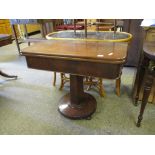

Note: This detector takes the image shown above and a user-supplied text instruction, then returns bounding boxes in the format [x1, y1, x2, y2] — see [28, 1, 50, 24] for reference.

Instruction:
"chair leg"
[86, 77, 93, 91]
[86, 77, 106, 97]
[0, 70, 17, 79]
[59, 73, 65, 90]
[53, 72, 56, 86]
[98, 78, 105, 97]
[116, 77, 121, 96]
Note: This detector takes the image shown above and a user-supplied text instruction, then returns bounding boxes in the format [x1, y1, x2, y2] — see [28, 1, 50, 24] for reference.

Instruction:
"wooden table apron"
[22, 40, 128, 119]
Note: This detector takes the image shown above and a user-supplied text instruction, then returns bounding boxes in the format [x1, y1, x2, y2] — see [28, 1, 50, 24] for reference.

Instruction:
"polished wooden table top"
[22, 40, 128, 64]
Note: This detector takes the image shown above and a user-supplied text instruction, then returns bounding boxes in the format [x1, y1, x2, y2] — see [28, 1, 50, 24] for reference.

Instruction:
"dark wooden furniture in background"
[37, 19, 64, 37]
[95, 19, 115, 31]
[0, 34, 12, 46]
[10, 19, 39, 55]
[123, 19, 143, 67]
[0, 34, 17, 79]
[133, 27, 155, 105]
[22, 40, 129, 119]
[134, 41, 155, 127]
[10, 19, 58, 55]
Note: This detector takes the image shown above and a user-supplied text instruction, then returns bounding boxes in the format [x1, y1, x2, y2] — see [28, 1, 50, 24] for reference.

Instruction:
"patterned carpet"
[0, 40, 155, 135]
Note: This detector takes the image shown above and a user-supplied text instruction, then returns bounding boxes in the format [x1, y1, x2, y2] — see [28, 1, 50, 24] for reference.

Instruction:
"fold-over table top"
[22, 40, 128, 64]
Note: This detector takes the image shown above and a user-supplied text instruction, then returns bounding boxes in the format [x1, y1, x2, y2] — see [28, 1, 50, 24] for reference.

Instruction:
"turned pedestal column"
[58, 74, 97, 119]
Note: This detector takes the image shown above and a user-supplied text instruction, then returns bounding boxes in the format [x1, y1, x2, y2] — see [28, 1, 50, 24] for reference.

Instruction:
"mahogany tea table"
[22, 39, 129, 119]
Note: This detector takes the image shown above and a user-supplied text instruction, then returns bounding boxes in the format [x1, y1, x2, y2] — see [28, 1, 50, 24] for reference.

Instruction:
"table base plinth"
[58, 93, 97, 119]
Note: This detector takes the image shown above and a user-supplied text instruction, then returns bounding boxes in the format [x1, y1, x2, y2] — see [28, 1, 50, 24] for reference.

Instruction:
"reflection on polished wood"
[22, 40, 128, 63]
[22, 39, 129, 119]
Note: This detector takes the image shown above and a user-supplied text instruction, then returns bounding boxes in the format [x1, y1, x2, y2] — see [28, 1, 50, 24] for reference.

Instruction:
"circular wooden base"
[58, 93, 97, 119]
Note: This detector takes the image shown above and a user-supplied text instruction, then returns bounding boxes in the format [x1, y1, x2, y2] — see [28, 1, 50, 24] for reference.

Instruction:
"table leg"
[53, 72, 56, 86]
[23, 24, 30, 46]
[136, 70, 154, 127]
[84, 19, 87, 38]
[73, 19, 76, 35]
[116, 77, 121, 97]
[58, 74, 97, 119]
[134, 56, 149, 105]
